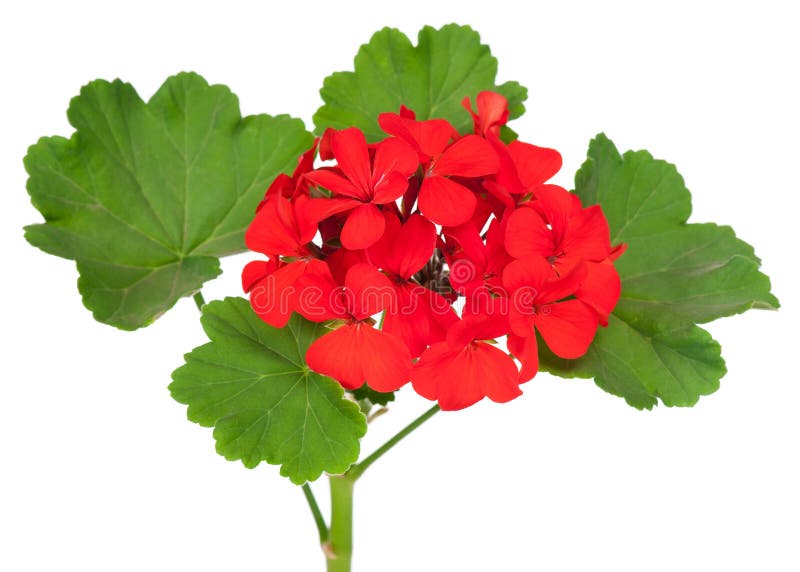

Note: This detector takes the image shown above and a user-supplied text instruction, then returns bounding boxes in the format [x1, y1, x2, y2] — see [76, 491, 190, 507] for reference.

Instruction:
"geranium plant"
[23, 24, 778, 572]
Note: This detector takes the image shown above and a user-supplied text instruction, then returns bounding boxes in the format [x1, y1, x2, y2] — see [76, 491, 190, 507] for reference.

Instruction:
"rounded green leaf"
[542, 134, 779, 408]
[24, 73, 314, 329]
[313, 24, 527, 141]
[170, 298, 367, 484]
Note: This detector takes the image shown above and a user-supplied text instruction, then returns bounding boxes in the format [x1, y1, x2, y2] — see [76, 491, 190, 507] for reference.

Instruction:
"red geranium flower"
[442, 218, 512, 297]
[379, 112, 500, 226]
[300, 263, 412, 392]
[243, 193, 347, 327]
[239, 92, 626, 411]
[258, 139, 319, 205]
[505, 186, 611, 278]
[462, 91, 509, 138]
[367, 212, 456, 356]
[503, 256, 599, 381]
[303, 127, 418, 249]
[412, 313, 522, 411]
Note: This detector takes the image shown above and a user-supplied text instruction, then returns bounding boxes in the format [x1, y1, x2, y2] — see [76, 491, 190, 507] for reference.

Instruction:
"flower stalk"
[326, 474, 355, 572]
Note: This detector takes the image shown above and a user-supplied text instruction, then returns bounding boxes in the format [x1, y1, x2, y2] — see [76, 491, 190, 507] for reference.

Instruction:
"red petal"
[576, 261, 621, 325]
[242, 260, 272, 293]
[343, 263, 395, 320]
[306, 325, 366, 390]
[319, 128, 336, 161]
[532, 185, 579, 239]
[306, 323, 410, 392]
[331, 127, 372, 196]
[472, 343, 522, 404]
[504, 206, 553, 259]
[482, 180, 516, 211]
[412, 343, 483, 410]
[508, 140, 562, 188]
[371, 171, 411, 204]
[609, 243, 628, 261]
[293, 260, 343, 322]
[502, 257, 551, 293]
[292, 194, 322, 244]
[462, 92, 509, 137]
[508, 305, 536, 339]
[366, 211, 403, 273]
[507, 333, 539, 383]
[382, 283, 455, 357]
[534, 299, 599, 359]
[443, 222, 488, 271]
[563, 205, 612, 262]
[292, 139, 319, 180]
[300, 196, 360, 226]
[263, 173, 293, 203]
[411, 341, 520, 411]
[475, 91, 509, 134]
[378, 113, 455, 159]
[395, 215, 437, 280]
[537, 261, 588, 303]
[340, 204, 386, 250]
[304, 168, 365, 200]
[418, 176, 477, 226]
[485, 218, 513, 274]
[245, 195, 301, 256]
[372, 137, 418, 180]
[325, 248, 367, 284]
[446, 313, 509, 347]
[358, 325, 412, 392]
[399, 105, 416, 119]
[248, 260, 307, 328]
[432, 135, 499, 178]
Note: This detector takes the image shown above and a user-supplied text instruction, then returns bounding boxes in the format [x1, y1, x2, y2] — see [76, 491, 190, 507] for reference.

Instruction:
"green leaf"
[169, 298, 367, 484]
[542, 134, 779, 409]
[313, 24, 527, 141]
[24, 72, 313, 330]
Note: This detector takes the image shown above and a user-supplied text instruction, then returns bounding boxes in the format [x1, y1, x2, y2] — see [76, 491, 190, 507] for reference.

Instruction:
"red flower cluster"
[243, 92, 624, 411]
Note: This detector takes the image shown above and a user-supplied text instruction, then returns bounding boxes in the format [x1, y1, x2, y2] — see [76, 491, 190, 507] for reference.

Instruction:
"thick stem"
[326, 475, 355, 572]
[321, 405, 440, 571]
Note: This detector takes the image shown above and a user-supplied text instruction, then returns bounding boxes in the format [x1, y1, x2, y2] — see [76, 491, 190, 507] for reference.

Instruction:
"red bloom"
[443, 219, 511, 297]
[368, 212, 456, 356]
[462, 91, 509, 138]
[505, 186, 611, 278]
[243, 257, 329, 328]
[239, 94, 626, 411]
[575, 243, 626, 325]
[301, 263, 412, 392]
[243, 194, 342, 327]
[258, 139, 319, 205]
[503, 257, 599, 381]
[379, 112, 500, 226]
[412, 313, 522, 411]
[304, 127, 418, 249]
[484, 139, 562, 208]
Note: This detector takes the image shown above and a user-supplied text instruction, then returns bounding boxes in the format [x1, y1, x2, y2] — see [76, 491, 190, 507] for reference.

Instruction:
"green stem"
[326, 475, 355, 572]
[301, 483, 329, 544]
[192, 291, 206, 311]
[347, 404, 440, 480]
[322, 405, 441, 570]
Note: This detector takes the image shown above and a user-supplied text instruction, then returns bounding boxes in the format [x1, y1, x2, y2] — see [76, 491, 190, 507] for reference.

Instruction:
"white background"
[2, 1, 797, 570]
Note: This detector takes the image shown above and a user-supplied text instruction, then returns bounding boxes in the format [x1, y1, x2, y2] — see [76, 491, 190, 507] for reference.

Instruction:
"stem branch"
[348, 404, 440, 480]
[192, 291, 206, 312]
[301, 483, 329, 544]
